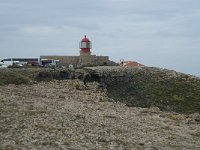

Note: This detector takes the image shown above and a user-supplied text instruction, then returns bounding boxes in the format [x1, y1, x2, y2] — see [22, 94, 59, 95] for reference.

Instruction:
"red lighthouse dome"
[79, 35, 92, 55]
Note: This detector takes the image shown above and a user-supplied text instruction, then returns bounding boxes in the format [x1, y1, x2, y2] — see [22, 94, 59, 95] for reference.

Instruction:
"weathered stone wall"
[41, 55, 113, 67]
[79, 55, 110, 66]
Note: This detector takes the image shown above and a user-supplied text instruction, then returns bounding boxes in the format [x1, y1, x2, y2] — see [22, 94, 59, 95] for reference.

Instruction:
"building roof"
[81, 35, 90, 42]
[121, 61, 144, 67]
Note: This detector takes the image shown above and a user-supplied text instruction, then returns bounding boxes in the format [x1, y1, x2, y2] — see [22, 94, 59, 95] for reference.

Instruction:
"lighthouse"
[41, 35, 115, 67]
[79, 35, 92, 55]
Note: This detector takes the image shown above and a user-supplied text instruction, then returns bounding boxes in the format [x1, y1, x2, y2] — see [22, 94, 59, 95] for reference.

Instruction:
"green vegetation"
[132, 71, 200, 113]
[105, 67, 200, 114]
[0, 68, 46, 85]
[74, 81, 81, 90]
[0, 69, 30, 85]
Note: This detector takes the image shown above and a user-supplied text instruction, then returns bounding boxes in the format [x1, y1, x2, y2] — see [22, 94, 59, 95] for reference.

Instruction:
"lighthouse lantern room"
[79, 35, 92, 55]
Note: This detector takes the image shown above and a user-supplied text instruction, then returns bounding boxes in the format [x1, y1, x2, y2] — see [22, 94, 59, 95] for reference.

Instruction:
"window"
[4, 58, 12, 61]
[80, 42, 92, 48]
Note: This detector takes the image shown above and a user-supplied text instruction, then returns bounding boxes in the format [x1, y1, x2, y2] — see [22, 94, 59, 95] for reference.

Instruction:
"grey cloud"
[0, 0, 200, 76]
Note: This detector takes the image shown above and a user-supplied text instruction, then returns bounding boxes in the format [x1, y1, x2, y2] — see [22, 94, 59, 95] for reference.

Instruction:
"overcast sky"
[0, 0, 200, 76]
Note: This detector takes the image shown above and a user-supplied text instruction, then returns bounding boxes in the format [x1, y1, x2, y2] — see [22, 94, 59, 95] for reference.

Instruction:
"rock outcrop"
[1, 66, 200, 114]
[87, 66, 200, 114]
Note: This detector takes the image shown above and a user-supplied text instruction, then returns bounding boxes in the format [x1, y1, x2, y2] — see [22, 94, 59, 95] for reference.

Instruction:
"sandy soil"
[0, 80, 200, 149]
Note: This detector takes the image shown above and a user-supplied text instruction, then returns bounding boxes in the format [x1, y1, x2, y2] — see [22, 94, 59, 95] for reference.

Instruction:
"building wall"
[79, 55, 110, 66]
[40, 55, 115, 67]
[40, 56, 79, 66]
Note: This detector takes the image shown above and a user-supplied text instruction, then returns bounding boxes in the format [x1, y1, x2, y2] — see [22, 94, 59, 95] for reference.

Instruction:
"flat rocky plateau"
[0, 80, 200, 149]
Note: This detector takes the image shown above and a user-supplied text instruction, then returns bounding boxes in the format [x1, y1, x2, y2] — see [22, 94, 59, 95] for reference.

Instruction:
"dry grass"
[0, 80, 200, 149]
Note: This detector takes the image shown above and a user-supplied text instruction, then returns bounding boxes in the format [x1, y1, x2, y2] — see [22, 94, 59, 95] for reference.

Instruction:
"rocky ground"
[0, 80, 200, 149]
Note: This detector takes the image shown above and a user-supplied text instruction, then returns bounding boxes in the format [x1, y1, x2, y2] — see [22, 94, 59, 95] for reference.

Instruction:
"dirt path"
[0, 80, 199, 149]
